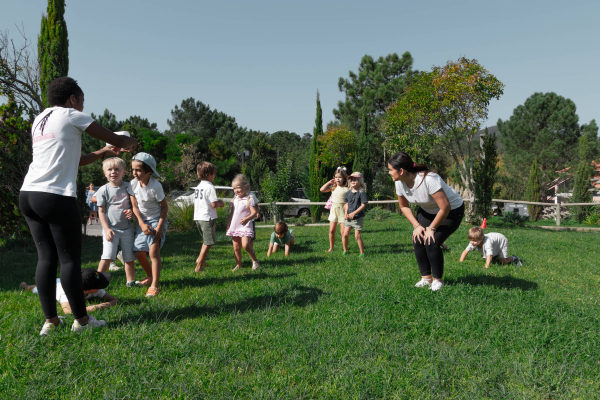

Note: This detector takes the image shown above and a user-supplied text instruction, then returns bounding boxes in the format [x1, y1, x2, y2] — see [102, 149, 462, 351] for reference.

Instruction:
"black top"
[344, 190, 368, 219]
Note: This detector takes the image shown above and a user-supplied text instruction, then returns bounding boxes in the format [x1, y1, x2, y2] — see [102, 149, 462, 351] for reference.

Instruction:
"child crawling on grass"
[21, 268, 119, 315]
[460, 227, 522, 268]
[267, 222, 295, 257]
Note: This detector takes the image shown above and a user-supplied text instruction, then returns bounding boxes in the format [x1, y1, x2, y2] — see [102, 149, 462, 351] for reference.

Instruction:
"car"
[283, 188, 311, 218]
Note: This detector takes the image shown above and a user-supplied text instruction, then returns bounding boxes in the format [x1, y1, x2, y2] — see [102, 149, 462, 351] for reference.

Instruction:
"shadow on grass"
[162, 272, 297, 289]
[116, 284, 326, 325]
[364, 244, 413, 255]
[446, 274, 538, 291]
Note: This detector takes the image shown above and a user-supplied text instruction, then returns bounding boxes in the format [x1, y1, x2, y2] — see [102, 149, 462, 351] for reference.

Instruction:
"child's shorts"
[491, 245, 509, 261]
[196, 219, 216, 246]
[133, 218, 168, 252]
[102, 225, 135, 262]
[328, 203, 346, 223]
[344, 217, 364, 231]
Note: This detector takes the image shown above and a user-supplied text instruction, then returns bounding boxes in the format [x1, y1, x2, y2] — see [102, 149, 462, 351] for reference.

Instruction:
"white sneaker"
[252, 261, 260, 271]
[430, 280, 444, 291]
[40, 318, 64, 336]
[108, 262, 121, 271]
[71, 315, 107, 332]
[512, 256, 522, 266]
[116, 251, 124, 264]
[232, 265, 241, 272]
[415, 279, 432, 288]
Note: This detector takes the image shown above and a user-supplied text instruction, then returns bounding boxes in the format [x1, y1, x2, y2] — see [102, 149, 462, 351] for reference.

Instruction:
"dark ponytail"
[388, 152, 434, 188]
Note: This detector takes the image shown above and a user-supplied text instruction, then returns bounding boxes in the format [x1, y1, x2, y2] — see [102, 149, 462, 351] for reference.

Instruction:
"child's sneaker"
[39, 318, 64, 336]
[108, 262, 121, 271]
[116, 251, 124, 264]
[252, 261, 260, 271]
[71, 315, 107, 333]
[430, 280, 444, 291]
[135, 276, 153, 286]
[232, 265, 241, 272]
[358, 253, 366, 258]
[414, 278, 432, 288]
[126, 280, 142, 288]
[512, 256, 522, 266]
[146, 287, 160, 298]
[342, 251, 348, 256]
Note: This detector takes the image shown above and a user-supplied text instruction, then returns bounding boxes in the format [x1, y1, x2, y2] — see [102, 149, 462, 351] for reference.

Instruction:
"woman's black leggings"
[19, 191, 88, 320]
[414, 203, 464, 279]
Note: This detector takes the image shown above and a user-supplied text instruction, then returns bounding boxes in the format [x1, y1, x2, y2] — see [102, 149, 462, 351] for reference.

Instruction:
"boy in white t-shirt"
[460, 227, 522, 268]
[193, 162, 225, 272]
[128, 153, 168, 298]
[21, 268, 119, 315]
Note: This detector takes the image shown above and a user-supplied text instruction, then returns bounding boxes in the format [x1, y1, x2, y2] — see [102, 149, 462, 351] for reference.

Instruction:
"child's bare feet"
[326, 248, 334, 253]
[194, 264, 205, 272]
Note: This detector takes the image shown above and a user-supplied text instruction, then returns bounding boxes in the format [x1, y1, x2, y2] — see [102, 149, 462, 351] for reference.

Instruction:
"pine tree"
[473, 129, 499, 219]
[39, 0, 69, 107]
[572, 133, 594, 223]
[309, 91, 327, 222]
[352, 107, 373, 194]
[525, 158, 542, 221]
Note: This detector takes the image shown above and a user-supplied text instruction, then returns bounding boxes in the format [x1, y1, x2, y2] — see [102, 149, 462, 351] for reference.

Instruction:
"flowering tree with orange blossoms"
[384, 57, 504, 216]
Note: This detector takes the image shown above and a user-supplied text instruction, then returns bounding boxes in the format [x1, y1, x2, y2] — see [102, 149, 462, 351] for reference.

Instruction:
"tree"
[38, 0, 69, 107]
[473, 129, 499, 220]
[385, 57, 505, 217]
[261, 158, 301, 222]
[525, 158, 542, 221]
[318, 124, 357, 168]
[352, 108, 373, 194]
[498, 92, 581, 197]
[572, 134, 594, 223]
[309, 91, 328, 222]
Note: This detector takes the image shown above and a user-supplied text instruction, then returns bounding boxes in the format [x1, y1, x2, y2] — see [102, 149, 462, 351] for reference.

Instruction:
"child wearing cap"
[342, 171, 368, 256]
[21, 268, 117, 334]
[267, 222, 295, 257]
[128, 152, 169, 298]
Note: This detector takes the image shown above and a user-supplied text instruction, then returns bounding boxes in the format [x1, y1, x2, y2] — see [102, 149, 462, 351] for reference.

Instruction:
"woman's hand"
[424, 227, 436, 245]
[412, 225, 425, 244]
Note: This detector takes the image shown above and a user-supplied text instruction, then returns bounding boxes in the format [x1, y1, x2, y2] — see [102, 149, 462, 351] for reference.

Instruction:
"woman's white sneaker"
[71, 315, 107, 332]
[39, 318, 64, 336]
[415, 279, 432, 288]
[430, 280, 444, 291]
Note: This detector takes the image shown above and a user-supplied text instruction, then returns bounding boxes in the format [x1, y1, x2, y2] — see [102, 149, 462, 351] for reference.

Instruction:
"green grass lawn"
[1, 215, 599, 399]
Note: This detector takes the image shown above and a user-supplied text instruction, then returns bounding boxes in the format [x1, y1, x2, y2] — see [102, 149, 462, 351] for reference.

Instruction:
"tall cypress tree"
[525, 158, 542, 221]
[572, 133, 594, 222]
[39, 0, 69, 107]
[473, 129, 499, 219]
[352, 107, 373, 194]
[309, 91, 327, 222]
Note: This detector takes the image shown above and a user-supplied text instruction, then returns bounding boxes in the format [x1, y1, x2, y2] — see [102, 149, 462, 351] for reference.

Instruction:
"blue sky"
[3, 0, 599, 136]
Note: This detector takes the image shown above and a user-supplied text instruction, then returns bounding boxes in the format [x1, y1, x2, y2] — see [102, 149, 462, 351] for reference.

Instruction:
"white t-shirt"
[127, 177, 165, 220]
[56, 283, 106, 303]
[395, 173, 463, 214]
[465, 232, 508, 258]
[21, 107, 94, 197]
[193, 181, 219, 221]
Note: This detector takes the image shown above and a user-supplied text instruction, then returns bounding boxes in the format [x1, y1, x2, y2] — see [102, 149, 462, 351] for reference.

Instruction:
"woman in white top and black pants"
[388, 152, 464, 291]
[19, 77, 137, 334]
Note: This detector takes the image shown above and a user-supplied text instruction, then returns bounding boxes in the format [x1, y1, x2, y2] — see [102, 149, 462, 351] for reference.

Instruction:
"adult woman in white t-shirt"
[19, 77, 137, 335]
[388, 152, 465, 291]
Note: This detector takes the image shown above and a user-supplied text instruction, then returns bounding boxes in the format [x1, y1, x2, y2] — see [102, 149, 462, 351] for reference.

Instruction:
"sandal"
[136, 276, 153, 286]
[146, 287, 160, 297]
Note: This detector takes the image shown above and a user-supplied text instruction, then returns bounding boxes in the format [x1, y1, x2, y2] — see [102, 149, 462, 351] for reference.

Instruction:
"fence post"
[556, 202, 561, 226]
[272, 202, 277, 224]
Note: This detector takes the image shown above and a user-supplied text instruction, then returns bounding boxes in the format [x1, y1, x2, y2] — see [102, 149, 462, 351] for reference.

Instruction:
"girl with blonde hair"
[226, 174, 260, 271]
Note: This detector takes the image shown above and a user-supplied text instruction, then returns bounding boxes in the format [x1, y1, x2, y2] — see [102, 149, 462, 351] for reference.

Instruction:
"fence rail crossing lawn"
[259, 199, 600, 226]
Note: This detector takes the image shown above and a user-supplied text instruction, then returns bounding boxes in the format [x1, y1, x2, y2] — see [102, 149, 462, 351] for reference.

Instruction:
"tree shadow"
[162, 272, 296, 289]
[364, 244, 413, 255]
[114, 284, 326, 325]
[445, 275, 538, 291]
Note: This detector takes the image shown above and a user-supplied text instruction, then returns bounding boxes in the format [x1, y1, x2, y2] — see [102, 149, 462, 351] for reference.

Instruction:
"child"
[320, 167, 349, 252]
[95, 157, 139, 285]
[21, 268, 117, 333]
[267, 221, 295, 257]
[226, 174, 259, 271]
[460, 227, 522, 268]
[194, 161, 225, 272]
[86, 183, 99, 224]
[128, 152, 169, 297]
[342, 171, 368, 256]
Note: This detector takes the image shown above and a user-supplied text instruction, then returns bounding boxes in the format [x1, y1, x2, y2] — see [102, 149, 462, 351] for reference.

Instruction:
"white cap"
[106, 131, 131, 148]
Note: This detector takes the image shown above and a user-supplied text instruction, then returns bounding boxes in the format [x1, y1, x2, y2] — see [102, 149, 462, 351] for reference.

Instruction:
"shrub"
[167, 200, 196, 233]
[366, 207, 393, 221]
[293, 215, 312, 226]
[584, 209, 600, 226]
[501, 212, 529, 227]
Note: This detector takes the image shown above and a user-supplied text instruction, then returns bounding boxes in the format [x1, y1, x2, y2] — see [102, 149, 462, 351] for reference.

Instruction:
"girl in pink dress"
[226, 174, 260, 271]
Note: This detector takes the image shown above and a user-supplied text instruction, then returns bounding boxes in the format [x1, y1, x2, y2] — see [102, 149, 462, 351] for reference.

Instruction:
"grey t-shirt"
[95, 182, 132, 230]
[344, 190, 368, 219]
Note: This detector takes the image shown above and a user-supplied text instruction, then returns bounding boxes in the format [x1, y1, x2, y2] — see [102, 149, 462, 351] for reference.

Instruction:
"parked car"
[284, 188, 311, 218]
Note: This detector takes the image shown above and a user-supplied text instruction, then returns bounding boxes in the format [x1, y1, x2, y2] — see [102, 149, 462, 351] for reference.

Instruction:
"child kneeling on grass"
[342, 171, 368, 256]
[460, 227, 522, 268]
[21, 268, 118, 334]
[267, 222, 295, 257]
